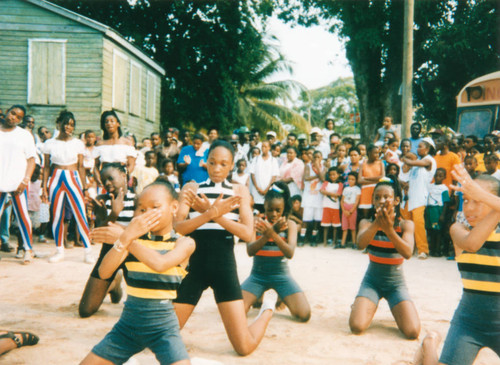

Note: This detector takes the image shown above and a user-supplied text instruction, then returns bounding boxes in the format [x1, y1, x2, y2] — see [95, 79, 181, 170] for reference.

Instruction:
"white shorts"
[303, 207, 323, 222]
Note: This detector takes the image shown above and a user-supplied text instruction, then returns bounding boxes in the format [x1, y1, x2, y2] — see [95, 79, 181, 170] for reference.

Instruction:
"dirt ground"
[1, 240, 499, 365]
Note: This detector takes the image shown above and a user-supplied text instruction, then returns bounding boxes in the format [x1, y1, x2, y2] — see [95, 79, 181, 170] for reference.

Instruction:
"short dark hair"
[85, 129, 95, 137]
[208, 139, 235, 162]
[7, 104, 26, 116]
[192, 133, 204, 142]
[145, 150, 156, 158]
[435, 167, 447, 176]
[56, 110, 76, 127]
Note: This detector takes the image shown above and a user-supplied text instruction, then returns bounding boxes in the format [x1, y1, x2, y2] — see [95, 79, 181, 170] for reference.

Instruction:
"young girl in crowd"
[349, 176, 420, 339]
[41, 110, 93, 264]
[343, 147, 362, 184]
[384, 138, 401, 165]
[302, 150, 325, 246]
[415, 166, 500, 365]
[232, 158, 249, 186]
[400, 139, 437, 259]
[81, 180, 195, 365]
[78, 163, 135, 318]
[358, 145, 385, 219]
[93, 110, 137, 187]
[161, 158, 180, 192]
[340, 172, 361, 248]
[400, 139, 412, 159]
[241, 182, 311, 322]
[173, 140, 275, 356]
[320, 167, 343, 247]
[357, 143, 367, 163]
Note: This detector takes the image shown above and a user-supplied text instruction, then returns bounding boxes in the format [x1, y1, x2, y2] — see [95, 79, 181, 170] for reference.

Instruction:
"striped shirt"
[123, 232, 187, 300]
[368, 225, 404, 265]
[255, 230, 287, 257]
[188, 179, 239, 231]
[104, 191, 135, 226]
[457, 225, 500, 296]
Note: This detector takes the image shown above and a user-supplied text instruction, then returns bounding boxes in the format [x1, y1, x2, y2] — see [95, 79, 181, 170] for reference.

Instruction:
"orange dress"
[359, 160, 383, 209]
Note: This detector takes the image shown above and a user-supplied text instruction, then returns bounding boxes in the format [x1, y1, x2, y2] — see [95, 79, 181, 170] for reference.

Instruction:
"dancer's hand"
[91, 222, 125, 244]
[211, 194, 241, 219]
[450, 164, 484, 198]
[90, 197, 107, 223]
[110, 188, 125, 216]
[273, 217, 288, 233]
[375, 203, 395, 233]
[121, 209, 162, 243]
[255, 218, 274, 237]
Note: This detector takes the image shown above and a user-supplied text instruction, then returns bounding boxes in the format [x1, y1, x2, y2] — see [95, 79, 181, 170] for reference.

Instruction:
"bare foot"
[412, 331, 441, 365]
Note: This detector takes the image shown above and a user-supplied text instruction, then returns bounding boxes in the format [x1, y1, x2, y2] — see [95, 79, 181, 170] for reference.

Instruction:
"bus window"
[458, 108, 493, 136]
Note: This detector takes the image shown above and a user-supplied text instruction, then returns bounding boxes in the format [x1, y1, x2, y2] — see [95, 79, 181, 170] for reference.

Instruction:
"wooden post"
[401, 0, 414, 139]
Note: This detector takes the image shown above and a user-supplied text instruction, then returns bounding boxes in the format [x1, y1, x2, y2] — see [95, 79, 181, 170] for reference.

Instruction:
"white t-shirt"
[427, 183, 450, 207]
[42, 138, 85, 165]
[249, 155, 280, 204]
[407, 155, 437, 211]
[342, 185, 361, 205]
[322, 182, 343, 209]
[0, 127, 37, 192]
[491, 170, 500, 180]
[232, 172, 249, 186]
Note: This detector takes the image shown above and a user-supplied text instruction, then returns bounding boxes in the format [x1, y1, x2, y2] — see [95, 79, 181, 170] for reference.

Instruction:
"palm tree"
[235, 50, 310, 136]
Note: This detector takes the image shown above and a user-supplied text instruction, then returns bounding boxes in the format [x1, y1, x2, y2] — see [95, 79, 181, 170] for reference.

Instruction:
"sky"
[265, 16, 353, 90]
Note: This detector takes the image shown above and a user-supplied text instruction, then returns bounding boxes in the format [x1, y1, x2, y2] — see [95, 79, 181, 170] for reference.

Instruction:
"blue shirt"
[177, 145, 208, 184]
[409, 137, 423, 154]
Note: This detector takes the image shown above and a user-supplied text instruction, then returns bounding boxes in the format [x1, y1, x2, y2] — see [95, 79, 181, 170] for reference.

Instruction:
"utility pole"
[401, 0, 414, 139]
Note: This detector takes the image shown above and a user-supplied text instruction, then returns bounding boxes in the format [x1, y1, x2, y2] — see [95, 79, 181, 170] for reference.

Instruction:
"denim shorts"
[440, 292, 500, 365]
[92, 296, 189, 365]
[355, 261, 411, 309]
[241, 263, 302, 299]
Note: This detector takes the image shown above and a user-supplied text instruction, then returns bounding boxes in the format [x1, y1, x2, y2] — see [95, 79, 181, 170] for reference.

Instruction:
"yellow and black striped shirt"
[457, 225, 500, 296]
[123, 232, 187, 300]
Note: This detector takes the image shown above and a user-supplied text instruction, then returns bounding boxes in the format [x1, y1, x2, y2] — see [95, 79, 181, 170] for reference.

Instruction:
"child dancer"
[341, 172, 361, 248]
[320, 167, 343, 247]
[79, 163, 135, 318]
[349, 176, 420, 339]
[241, 182, 311, 322]
[414, 165, 500, 365]
[81, 180, 195, 365]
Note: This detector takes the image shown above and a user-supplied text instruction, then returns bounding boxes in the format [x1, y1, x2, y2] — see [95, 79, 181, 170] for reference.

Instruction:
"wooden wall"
[0, 0, 163, 141]
[0, 0, 103, 134]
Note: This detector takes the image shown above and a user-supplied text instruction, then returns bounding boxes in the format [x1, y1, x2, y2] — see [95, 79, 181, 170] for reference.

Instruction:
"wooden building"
[0, 0, 165, 139]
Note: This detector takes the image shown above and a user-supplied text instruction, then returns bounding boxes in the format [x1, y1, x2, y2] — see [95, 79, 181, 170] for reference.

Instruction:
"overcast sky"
[265, 16, 353, 90]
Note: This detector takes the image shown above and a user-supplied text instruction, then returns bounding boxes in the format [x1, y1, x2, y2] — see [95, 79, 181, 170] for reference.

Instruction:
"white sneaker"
[15, 249, 25, 259]
[418, 252, 428, 260]
[23, 251, 32, 264]
[84, 252, 96, 264]
[49, 252, 64, 263]
[261, 290, 278, 313]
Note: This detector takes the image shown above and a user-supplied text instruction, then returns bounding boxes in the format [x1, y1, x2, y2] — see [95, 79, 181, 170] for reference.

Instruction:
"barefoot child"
[241, 182, 311, 322]
[349, 176, 420, 339]
[81, 180, 195, 365]
[340, 172, 361, 248]
[415, 165, 500, 365]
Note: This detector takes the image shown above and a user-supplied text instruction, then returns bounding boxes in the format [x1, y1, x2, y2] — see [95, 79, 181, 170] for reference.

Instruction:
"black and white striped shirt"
[188, 179, 239, 231]
[105, 191, 135, 226]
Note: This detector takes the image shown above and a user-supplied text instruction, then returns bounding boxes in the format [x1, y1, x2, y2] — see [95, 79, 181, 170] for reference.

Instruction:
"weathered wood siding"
[101, 38, 161, 140]
[0, 0, 103, 134]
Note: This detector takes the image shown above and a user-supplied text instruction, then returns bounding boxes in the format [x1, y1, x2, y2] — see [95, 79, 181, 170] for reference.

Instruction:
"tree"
[235, 50, 310, 136]
[297, 77, 358, 134]
[264, 0, 498, 141]
[51, 0, 275, 134]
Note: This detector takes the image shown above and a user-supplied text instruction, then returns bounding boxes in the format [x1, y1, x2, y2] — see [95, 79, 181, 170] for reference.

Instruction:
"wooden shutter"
[129, 62, 141, 116]
[112, 50, 128, 111]
[146, 71, 157, 122]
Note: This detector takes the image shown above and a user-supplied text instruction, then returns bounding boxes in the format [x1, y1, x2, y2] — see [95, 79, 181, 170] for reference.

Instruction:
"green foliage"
[414, 0, 500, 127]
[51, 0, 278, 134]
[297, 77, 358, 130]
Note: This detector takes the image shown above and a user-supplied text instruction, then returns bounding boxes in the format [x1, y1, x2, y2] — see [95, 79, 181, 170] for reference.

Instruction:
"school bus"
[456, 71, 500, 137]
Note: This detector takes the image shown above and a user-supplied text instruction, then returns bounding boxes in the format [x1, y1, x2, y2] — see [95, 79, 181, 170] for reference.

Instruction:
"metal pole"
[401, 0, 414, 139]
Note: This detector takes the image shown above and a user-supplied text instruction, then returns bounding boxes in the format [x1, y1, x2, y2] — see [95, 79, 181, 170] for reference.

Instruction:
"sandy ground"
[1, 240, 499, 365]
